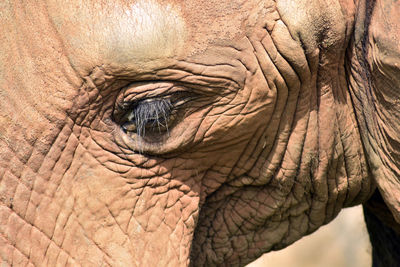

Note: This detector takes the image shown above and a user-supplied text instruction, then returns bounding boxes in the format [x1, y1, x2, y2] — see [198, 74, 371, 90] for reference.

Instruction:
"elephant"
[1, 0, 400, 266]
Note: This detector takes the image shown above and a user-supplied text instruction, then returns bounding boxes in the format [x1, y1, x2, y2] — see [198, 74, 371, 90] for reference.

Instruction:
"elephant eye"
[121, 98, 176, 137]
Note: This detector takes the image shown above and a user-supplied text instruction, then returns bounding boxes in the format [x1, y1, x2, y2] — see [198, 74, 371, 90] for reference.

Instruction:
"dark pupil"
[131, 98, 173, 137]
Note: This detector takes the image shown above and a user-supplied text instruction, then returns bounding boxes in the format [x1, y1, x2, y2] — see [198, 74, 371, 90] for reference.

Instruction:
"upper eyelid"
[114, 83, 196, 119]
[119, 80, 227, 103]
[130, 98, 173, 119]
[119, 89, 204, 114]
[120, 82, 188, 103]
[121, 93, 194, 111]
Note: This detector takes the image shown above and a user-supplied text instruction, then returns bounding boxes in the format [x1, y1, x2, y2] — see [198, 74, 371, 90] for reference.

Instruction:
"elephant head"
[0, 0, 399, 266]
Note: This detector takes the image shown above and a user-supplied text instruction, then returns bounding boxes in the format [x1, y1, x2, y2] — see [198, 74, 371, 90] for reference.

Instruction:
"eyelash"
[122, 98, 174, 137]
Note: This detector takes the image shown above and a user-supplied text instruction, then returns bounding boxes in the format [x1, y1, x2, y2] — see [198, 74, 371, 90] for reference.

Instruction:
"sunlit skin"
[1, 0, 400, 266]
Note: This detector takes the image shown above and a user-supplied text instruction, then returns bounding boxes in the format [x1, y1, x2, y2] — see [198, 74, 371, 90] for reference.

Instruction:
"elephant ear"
[348, 0, 400, 223]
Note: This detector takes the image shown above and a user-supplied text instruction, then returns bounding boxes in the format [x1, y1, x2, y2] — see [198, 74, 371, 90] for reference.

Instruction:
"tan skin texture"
[0, 0, 399, 266]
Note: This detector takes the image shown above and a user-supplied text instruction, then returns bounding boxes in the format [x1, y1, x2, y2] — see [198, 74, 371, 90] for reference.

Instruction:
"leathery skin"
[1, 0, 399, 266]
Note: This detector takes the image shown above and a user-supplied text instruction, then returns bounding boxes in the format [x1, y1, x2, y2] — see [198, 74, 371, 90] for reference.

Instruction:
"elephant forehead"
[45, 0, 185, 71]
[44, 0, 269, 74]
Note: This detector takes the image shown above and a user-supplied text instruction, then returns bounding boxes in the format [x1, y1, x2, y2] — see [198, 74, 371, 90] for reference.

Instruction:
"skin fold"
[0, 0, 399, 266]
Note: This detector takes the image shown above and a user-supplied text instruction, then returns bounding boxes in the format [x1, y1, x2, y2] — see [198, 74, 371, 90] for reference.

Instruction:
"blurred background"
[247, 206, 372, 267]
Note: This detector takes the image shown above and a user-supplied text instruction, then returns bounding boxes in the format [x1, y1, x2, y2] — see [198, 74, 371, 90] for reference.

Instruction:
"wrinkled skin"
[1, 0, 400, 266]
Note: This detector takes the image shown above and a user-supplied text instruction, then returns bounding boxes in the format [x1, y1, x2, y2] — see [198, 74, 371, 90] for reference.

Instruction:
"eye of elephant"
[121, 97, 175, 137]
[116, 89, 195, 140]
[111, 81, 209, 153]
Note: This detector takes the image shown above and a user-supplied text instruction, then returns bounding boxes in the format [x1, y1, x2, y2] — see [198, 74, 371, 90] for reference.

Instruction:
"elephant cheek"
[58, 152, 200, 266]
